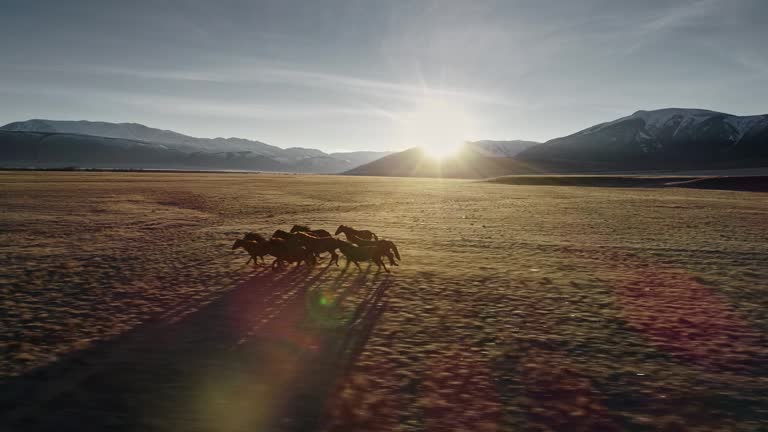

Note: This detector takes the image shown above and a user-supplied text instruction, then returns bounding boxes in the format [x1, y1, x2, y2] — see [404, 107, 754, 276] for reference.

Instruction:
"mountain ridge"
[516, 108, 768, 170]
[0, 119, 392, 173]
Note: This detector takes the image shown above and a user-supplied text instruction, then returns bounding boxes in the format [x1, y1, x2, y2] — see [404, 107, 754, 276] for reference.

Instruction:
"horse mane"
[295, 231, 319, 239]
[291, 224, 311, 233]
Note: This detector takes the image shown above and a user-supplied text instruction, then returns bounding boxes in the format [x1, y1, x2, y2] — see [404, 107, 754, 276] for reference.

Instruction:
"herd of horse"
[232, 224, 401, 273]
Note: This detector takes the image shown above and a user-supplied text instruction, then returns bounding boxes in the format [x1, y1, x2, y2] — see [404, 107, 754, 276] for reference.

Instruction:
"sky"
[1, 0, 767, 152]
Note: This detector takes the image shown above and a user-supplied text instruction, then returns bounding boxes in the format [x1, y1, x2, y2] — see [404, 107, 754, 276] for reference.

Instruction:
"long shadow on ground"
[0, 263, 391, 432]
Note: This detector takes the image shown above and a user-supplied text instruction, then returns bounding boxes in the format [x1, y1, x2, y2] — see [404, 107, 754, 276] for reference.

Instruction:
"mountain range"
[2, 108, 767, 176]
[347, 108, 768, 177]
[0, 120, 391, 173]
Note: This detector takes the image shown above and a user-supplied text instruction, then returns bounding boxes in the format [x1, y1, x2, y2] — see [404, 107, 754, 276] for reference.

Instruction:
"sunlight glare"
[399, 99, 475, 160]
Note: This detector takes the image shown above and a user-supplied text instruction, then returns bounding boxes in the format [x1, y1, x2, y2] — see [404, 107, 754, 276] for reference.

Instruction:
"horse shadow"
[0, 264, 392, 432]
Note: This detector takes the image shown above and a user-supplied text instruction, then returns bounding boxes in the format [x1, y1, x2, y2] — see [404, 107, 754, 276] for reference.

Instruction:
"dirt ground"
[1, 171, 767, 431]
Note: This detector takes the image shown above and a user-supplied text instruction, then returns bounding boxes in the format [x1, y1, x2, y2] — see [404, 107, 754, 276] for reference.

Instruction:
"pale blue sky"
[1, 0, 766, 152]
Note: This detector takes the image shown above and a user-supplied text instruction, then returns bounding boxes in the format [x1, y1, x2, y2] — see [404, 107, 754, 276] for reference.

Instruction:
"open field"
[1, 171, 767, 431]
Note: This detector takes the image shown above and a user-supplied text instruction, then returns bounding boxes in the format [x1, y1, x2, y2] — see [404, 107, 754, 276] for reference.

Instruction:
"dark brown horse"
[232, 238, 269, 265]
[335, 238, 389, 273]
[335, 225, 378, 241]
[294, 231, 340, 266]
[342, 232, 400, 266]
[290, 225, 332, 238]
[268, 237, 316, 271]
[273, 229, 325, 260]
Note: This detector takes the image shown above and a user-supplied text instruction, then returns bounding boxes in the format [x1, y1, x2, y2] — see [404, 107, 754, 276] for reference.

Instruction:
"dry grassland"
[1, 171, 767, 431]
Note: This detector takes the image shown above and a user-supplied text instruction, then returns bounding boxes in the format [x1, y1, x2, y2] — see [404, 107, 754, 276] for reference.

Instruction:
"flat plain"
[1, 171, 767, 432]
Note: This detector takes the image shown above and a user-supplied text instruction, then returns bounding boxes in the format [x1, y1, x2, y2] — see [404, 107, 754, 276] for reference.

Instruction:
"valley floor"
[1, 172, 767, 431]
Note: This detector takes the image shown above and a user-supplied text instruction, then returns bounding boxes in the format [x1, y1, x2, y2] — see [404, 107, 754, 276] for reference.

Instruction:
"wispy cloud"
[625, 0, 722, 53]
[10, 61, 520, 109]
[0, 83, 395, 120]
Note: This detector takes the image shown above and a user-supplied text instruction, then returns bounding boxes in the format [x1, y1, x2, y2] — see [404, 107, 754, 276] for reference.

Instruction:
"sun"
[398, 99, 475, 161]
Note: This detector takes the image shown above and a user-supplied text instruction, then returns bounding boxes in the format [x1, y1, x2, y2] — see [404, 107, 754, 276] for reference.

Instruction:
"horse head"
[232, 239, 244, 250]
[243, 232, 266, 242]
[335, 225, 347, 235]
[272, 229, 292, 239]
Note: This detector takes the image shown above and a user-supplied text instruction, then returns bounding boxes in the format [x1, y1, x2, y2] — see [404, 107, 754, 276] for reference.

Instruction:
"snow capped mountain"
[517, 108, 768, 169]
[579, 108, 768, 145]
[466, 140, 540, 157]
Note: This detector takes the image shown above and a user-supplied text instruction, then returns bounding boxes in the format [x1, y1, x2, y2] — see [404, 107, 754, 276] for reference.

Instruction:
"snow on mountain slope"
[578, 108, 767, 144]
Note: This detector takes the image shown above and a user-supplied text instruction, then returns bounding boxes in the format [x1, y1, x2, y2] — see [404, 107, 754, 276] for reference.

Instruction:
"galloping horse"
[334, 239, 390, 273]
[340, 232, 400, 266]
[290, 225, 333, 238]
[294, 231, 340, 266]
[232, 238, 269, 265]
[273, 229, 325, 260]
[268, 237, 315, 271]
[335, 225, 378, 241]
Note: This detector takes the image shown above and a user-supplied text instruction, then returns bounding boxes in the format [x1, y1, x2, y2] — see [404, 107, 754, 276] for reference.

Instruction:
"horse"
[268, 237, 316, 271]
[335, 239, 390, 273]
[341, 232, 400, 266]
[293, 231, 340, 266]
[273, 229, 325, 260]
[232, 238, 269, 265]
[335, 225, 378, 241]
[290, 225, 333, 238]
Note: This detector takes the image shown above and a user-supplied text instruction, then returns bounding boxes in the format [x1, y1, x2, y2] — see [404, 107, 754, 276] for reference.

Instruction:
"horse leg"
[353, 260, 362, 271]
[379, 257, 390, 273]
[328, 250, 339, 267]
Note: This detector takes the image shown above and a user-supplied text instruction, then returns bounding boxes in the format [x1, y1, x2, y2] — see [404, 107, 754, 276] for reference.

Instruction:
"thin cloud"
[12, 61, 521, 109]
[626, 0, 721, 53]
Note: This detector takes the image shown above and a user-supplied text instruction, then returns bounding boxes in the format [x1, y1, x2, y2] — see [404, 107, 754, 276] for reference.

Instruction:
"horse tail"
[390, 241, 401, 261]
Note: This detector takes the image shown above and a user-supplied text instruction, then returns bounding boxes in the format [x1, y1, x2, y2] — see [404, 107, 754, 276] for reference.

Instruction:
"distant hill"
[344, 146, 540, 178]
[516, 108, 768, 170]
[0, 120, 391, 173]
